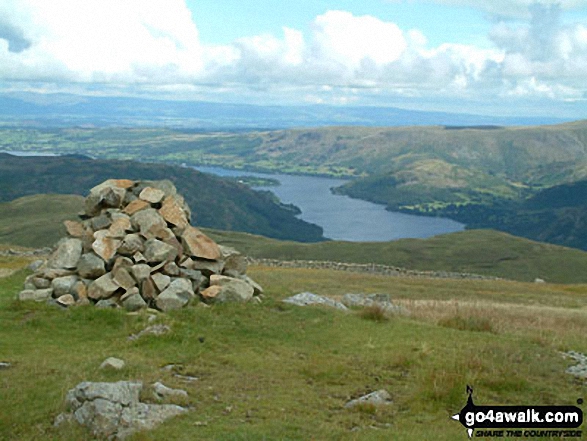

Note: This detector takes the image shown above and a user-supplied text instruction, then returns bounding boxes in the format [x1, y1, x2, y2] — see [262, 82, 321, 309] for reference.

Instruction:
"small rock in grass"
[100, 357, 126, 370]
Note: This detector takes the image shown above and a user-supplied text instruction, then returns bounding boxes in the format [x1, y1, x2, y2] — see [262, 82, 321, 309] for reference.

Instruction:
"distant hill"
[0, 154, 324, 243]
[1, 192, 585, 283]
[0, 92, 567, 129]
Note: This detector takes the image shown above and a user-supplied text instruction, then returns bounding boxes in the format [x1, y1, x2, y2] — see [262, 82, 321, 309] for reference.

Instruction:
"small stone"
[0, 362, 12, 370]
[95, 299, 119, 308]
[64, 220, 86, 238]
[77, 252, 106, 279]
[91, 214, 112, 231]
[128, 324, 171, 341]
[52, 277, 79, 297]
[144, 239, 178, 264]
[133, 251, 147, 263]
[131, 209, 167, 237]
[88, 273, 120, 300]
[32, 277, 51, 289]
[181, 226, 221, 260]
[56, 294, 76, 307]
[158, 195, 189, 228]
[112, 267, 137, 291]
[108, 217, 132, 238]
[208, 275, 254, 303]
[131, 264, 152, 283]
[151, 273, 171, 292]
[18, 288, 53, 302]
[345, 390, 392, 409]
[118, 234, 145, 256]
[122, 292, 147, 312]
[201, 285, 222, 301]
[152, 382, 188, 400]
[139, 187, 166, 204]
[141, 277, 159, 301]
[100, 357, 126, 370]
[163, 262, 180, 276]
[48, 238, 83, 269]
[28, 259, 45, 271]
[156, 279, 194, 311]
[283, 292, 348, 311]
[92, 231, 121, 262]
[124, 199, 150, 216]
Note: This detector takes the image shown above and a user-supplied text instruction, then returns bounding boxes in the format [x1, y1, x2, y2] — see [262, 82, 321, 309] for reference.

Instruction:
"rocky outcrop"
[55, 381, 188, 440]
[18, 179, 261, 311]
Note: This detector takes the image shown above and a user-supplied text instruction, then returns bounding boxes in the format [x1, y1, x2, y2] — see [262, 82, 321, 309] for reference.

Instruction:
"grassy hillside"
[0, 154, 324, 243]
[3, 193, 587, 283]
[207, 228, 587, 284]
[1, 261, 587, 440]
[0, 194, 83, 248]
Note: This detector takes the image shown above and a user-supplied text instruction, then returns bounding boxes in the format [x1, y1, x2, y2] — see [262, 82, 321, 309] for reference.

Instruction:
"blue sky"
[1, 0, 587, 118]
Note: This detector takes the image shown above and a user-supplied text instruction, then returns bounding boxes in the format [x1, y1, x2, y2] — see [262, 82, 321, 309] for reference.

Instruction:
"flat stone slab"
[345, 390, 392, 409]
[283, 292, 348, 311]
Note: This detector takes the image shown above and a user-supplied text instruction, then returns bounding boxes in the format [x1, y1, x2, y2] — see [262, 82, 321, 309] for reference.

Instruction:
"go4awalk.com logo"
[451, 386, 584, 438]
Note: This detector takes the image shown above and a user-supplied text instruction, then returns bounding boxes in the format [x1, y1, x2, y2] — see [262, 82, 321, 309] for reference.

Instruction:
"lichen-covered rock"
[48, 238, 83, 269]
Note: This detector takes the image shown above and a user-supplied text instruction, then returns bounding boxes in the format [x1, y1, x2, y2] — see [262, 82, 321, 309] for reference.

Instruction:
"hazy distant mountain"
[0, 92, 568, 129]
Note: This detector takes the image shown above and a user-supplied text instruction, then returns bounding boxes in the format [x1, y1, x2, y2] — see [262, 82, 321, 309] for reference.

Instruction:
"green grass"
[1, 265, 587, 440]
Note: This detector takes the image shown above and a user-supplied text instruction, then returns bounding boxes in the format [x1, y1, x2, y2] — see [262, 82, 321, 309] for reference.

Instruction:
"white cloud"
[0, 1, 587, 109]
[408, 0, 587, 18]
[0, 0, 204, 83]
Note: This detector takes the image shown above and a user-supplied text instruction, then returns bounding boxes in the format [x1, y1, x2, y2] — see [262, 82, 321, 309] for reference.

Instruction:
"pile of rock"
[18, 179, 262, 311]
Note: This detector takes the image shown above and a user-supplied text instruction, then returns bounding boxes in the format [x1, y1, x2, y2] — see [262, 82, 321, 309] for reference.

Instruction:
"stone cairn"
[18, 179, 262, 311]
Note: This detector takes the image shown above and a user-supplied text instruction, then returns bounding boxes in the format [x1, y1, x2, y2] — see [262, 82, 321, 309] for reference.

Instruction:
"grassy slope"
[207, 228, 587, 284]
[0, 194, 83, 248]
[0, 154, 324, 243]
[2, 193, 587, 283]
[1, 263, 587, 440]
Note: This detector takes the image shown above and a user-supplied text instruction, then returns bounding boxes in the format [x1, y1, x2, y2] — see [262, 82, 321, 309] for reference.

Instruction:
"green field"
[1, 260, 587, 440]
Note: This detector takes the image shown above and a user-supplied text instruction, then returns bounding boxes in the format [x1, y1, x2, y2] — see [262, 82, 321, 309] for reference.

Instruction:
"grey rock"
[163, 262, 180, 276]
[122, 293, 147, 312]
[88, 273, 120, 300]
[131, 209, 167, 237]
[95, 299, 120, 308]
[118, 234, 145, 256]
[152, 382, 188, 400]
[117, 402, 187, 439]
[344, 390, 392, 409]
[151, 273, 171, 292]
[77, 252, 106, 279]
[563, 351, 587, 379]
[130, 264, 151, 283]
[100, 357, 126, 370]
[0, 362, 12, 369]
[32, 276, 51, 289]
[48, 238, 83, 269]
[91, 213, 112, 231]
[67, 381, 142, 408]
[239, 275, 263, 296]
[112, 267, 137, 291]
[128, 324, 171, 341]
[62, 379, 185, 439]
[187, 258, 224, 277]
[56, 294, 76, 307]
[220, 245, 248, 277]
[155, 279, 194, 311]
[283, 292, 348, 311]
[207, 275, 254, 303]
[18, 288, 53, 302]
[28, 259, 45, 271]
[51, 275, 79, 297]
[143, 239, 178, 264]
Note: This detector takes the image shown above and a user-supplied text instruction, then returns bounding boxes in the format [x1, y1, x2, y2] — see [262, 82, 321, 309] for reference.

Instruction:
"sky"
[1, 0, 587, 118]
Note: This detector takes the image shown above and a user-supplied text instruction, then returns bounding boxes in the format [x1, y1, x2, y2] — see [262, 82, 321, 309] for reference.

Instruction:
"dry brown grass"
[395, 298, 587, 348]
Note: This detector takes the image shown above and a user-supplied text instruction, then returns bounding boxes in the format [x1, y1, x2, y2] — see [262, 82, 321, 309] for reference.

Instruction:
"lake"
[194, 166, 465, 242]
